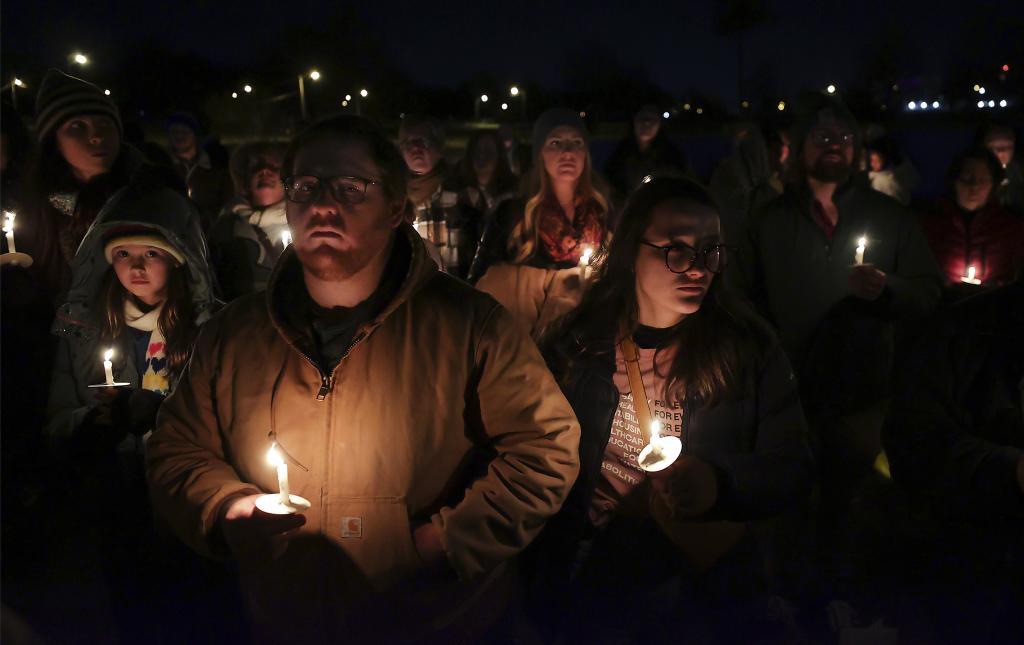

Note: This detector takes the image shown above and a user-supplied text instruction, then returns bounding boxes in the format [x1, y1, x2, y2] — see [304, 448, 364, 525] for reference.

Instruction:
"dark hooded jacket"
[46, 183, 216, 457]
[732, 181, 943, 416]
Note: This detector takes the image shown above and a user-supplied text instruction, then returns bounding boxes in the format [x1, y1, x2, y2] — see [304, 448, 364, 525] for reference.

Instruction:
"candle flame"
[281, 230, 292, 246]
[267, 443, 284, 467]
[650, 420, 661, 440]
[857, 237, 867, 248]
[103, 348, 114, 361]
[581, 246, 593, 263]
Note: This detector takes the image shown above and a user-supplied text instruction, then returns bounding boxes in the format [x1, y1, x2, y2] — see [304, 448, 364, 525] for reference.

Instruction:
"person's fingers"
[247, 511, 306, 537]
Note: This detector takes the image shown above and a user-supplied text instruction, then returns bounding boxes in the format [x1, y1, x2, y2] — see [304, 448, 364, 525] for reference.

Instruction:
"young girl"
[45, 182, 216, 642]
[22, 70, 178, 303]
[471, 109, 610, 338]
[530, 176, 814, 642]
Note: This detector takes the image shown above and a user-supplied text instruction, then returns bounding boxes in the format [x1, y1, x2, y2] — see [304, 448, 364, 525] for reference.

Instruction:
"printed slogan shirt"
[589, 326, 684, 526]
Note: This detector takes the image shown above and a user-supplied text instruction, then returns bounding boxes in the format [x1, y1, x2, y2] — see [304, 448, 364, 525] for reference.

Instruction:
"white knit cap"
[104, 234, 185, 265]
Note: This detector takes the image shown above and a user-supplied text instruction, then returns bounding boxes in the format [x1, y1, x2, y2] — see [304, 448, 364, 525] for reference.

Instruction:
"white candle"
[102, 348, 115, 385]
[268, 443, 290, 505]
[3, 211, 16, 254]
[578, 245, 594, 280]
[854, 236, 867, 265]
[649, 419, 661, 443]
[281, 230, 292, 247]
[961, 265, 981, 285]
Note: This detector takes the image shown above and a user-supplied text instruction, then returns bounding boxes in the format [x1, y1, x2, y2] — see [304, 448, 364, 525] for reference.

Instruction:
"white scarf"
[124, 299, 170, 394]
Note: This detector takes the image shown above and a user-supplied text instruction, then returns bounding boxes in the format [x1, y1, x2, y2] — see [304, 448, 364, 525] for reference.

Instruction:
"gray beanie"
[531, 108, 589, 155]
[35, 69, 122, 143]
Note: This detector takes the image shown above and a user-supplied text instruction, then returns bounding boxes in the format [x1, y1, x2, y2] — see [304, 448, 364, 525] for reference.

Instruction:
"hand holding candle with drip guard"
[649, 454, 719, 519]
[848, 237, 886, 301]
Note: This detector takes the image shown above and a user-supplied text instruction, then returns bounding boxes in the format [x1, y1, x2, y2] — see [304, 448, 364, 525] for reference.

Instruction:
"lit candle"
[281, 230, 292, 247]
[3, 211, 16, 254]
[854, 236, 867, 265]
[578, 245, 594, 280]
[267, 443, 290, 506]
[649, 419, 661, 443]
[961, 265, 981, 285]
[102, 349, 115, 385]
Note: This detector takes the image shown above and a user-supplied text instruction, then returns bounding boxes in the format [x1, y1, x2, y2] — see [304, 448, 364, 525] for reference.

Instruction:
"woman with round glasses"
[528, 176, 813, 641]
[469, 108, 610, 339]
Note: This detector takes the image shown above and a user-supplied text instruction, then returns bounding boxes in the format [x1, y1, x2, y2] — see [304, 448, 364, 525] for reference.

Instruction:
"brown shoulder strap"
[619, 321, 655, 443]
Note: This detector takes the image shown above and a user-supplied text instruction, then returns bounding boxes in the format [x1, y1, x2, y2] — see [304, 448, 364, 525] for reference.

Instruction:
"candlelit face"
[541, 126, 586, 184]
[803, 117, 855, 184]
[399, 124, 443, 175]
[471, 135, 498, 183]
[869, 151, 885, 173]
[56, 114, 120, 183]
[286, 135, 404, 281]
[983, 132, 1015, 167]
[110, 244, 176, 305]
[167, 123, 198, 159]
[247, 154, 285, 208]
[954, 158, 994, 212]
[634, 109, 661, 146]
[635, 199, 721, 323]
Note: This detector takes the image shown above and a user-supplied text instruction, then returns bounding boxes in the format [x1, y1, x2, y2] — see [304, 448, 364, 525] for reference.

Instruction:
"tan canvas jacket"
[146, 224, 580, 641]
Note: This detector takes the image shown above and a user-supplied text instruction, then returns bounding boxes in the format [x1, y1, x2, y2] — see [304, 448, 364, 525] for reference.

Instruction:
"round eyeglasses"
[640, 240, 729, 274]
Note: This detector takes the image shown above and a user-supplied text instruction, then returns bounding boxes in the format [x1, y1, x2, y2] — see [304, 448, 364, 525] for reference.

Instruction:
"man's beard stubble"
[808, 157, 851, 184]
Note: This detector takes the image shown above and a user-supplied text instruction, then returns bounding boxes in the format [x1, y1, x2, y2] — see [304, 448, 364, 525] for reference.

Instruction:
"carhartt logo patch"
[341, 516, 362, 538]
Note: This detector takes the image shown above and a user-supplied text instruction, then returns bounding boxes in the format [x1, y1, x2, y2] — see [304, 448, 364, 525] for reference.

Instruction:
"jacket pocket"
[322, 495, 421, 592]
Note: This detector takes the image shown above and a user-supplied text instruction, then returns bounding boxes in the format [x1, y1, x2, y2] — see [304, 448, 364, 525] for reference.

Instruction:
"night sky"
[4, 0, 1023, 105]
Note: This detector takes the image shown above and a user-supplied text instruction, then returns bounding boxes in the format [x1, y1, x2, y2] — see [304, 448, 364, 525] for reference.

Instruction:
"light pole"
[298, 69, 321, 121]
[475, 94, 489, 121]
[510, 85, 527, 122]
[8, 78, 25, 111]
[357, 88, 368, 116]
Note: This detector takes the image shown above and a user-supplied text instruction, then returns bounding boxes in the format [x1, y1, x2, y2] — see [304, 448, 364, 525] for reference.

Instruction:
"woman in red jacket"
[921, 147, 1024, 301]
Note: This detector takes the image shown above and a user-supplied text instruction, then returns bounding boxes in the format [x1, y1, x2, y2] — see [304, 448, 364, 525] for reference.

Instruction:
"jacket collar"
[265, 222, 436, 359]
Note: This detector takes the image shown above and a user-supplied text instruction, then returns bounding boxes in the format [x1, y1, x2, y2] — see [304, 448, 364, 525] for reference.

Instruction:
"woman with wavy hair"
[527, 175, 813, 642]
[470, 109, 610, 338]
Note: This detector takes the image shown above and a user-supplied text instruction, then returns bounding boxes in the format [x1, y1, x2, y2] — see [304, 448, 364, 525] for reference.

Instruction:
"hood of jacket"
[53, 182, 217, 340]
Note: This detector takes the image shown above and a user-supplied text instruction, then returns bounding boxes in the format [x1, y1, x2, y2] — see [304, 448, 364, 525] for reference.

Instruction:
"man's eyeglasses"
[640, 240, 729, 274]
[808, 129, 854, 147]
[282, 175, 382, 205]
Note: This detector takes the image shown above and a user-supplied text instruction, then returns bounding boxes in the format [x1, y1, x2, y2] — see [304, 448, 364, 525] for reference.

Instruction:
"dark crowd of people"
[1, 69, 1022, 645]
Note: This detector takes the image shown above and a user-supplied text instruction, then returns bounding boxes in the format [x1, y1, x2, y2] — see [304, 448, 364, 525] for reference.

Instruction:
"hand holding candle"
[638, 419, 682, 472]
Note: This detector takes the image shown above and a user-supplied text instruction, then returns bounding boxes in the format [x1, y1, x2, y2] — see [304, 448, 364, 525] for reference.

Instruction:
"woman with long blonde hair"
[471, 109, 610, 338]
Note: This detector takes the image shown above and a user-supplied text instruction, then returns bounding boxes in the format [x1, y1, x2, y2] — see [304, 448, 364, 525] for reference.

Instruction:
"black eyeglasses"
[640, 240, 729, 274]
[282, 175, 382, 205]
[808, 129, 854, 147]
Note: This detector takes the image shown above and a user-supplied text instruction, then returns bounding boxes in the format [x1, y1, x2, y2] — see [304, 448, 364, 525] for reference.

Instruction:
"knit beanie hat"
[531, 108, 589, 155]
[35, 69, 122, 143]
[103, 227, 186, 266]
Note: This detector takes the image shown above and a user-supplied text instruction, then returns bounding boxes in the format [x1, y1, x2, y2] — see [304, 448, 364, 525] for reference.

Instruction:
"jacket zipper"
[292, 330, 369, 401]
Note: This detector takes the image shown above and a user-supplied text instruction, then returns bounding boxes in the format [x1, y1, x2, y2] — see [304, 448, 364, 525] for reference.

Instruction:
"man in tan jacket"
[146, 116, 581, 643]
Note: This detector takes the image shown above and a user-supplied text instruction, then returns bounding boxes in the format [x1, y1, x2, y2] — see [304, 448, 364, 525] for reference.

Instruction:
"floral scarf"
[536, 195, 607, 263]
[124, 299, 170, 395]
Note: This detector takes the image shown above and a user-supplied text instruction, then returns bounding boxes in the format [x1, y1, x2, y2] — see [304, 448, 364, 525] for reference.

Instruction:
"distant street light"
[973, 84, 981, 92]
[932, 101, 940, 109]
[232, 92, 238, 99]
[474, 94, 489, 120]
[298, 70, 322, 120]
[979, 87, 987, 95]
[72, 52, 89, 66]
[740, 100, 749, 109]
[510, 86, 520, 96]
[104, 89, 111, 96]
[826, 84, 836, 94]
[683, 103, 691, 111]
[342, 100, 349, 107]
[988, 100, 995, 108]
[907, 101, 916, 110]
[8, 77, 27, 109]
[345, 94, 352, 101]
[13, 78, 24, 88]
[777, 101, 786, 111]
[501, 103, 508, 111]
[977, 100, 986, 108]
[243, 84, 252, 93]
[695, 107, 704, 115]
[360, 88, 368, 98]
[662, 111, 670, 119]
[1000, 99, 1008, 108]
